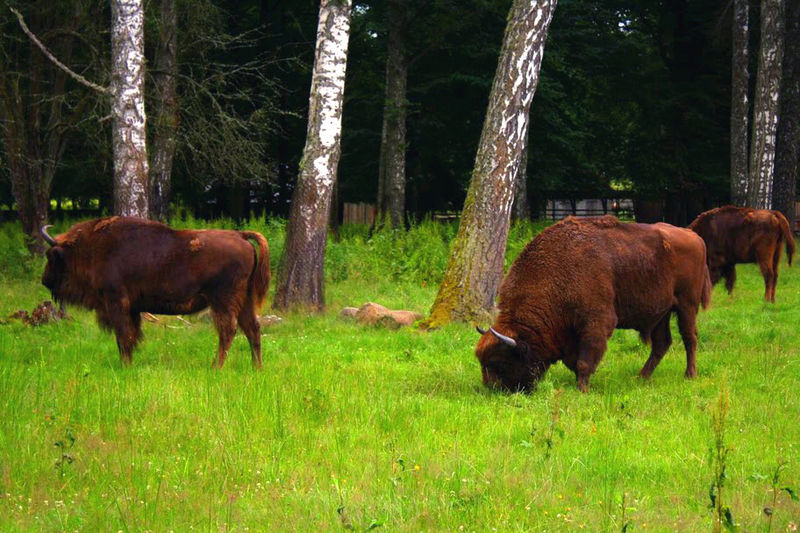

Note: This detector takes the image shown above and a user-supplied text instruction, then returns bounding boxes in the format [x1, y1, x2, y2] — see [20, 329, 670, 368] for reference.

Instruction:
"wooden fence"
[342, 202, 376, 226]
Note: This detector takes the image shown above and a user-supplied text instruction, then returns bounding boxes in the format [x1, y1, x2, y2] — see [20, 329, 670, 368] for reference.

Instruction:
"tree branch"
[9, 6, 111, 96]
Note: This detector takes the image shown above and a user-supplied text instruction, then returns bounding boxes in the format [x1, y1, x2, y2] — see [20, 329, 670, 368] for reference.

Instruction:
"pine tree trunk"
[273, 0, 352, 312]
[747, 0, 784, 209]
[422, 0, 556, 329]
[0, 8, 78, 254]
[377, 0, 408, 228]
[730, 0, 750, 206]
[150, 0, 179, 221]
[773, 0, 799, 227]
[111, 0, 149, 217]
[511, 131, 531, 220]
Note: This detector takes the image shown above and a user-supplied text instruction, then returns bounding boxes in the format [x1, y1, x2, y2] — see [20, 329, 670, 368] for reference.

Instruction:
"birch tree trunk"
[746, 0, 784, 209]
[730, 0, 750, 206]
[511, 131, 531, 220]
[273, 0, 352, 311]
[773, 0, 800, 227]
[376, 0, 408, 228]
[423, 0, 556, 328]
[149, 0, 179, 221]
[111, 0, 149, 217]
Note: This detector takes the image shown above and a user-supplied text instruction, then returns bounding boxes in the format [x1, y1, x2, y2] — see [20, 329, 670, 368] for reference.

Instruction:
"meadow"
[0, 218, 798, 532]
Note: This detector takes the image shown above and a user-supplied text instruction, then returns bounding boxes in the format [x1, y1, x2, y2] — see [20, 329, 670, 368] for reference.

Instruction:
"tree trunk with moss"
[422, 0, 556, 329]
[746, 0, 783, 209]
[273, 0, 351, 311]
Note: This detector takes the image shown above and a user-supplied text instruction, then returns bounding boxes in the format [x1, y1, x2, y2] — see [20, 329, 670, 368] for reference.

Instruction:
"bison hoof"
[685, 368, 697, 379]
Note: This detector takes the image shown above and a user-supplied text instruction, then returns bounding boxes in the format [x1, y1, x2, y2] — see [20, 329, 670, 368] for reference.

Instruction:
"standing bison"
[689, 206, 795, 302]
[475, 216, 711, 393]
[41, 217, 270, 367]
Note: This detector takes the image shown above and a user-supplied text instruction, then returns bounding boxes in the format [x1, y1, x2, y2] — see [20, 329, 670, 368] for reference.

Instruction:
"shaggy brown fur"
[42, 217, 270, 367]
[475, 216, 711, 393]
[689, 206, 795, 302]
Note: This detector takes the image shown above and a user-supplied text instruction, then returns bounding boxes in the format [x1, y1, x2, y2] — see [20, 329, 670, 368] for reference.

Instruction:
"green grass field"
[1, 219, 798, 531]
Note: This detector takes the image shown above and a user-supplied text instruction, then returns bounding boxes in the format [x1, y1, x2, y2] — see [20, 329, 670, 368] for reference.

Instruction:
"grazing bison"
[689, 206, 795, 302]
[41, 217, 270, 367]
[475, 216, 711, 393]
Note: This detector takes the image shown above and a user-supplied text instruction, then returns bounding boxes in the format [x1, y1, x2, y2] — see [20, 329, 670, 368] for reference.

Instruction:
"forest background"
[1, 0, 776, 229]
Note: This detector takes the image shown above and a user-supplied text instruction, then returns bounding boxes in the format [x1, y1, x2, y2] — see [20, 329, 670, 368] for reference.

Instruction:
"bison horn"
[41, 225, 57, 246]
[490, 327, 517, 348]
[476, 325, 488, 335]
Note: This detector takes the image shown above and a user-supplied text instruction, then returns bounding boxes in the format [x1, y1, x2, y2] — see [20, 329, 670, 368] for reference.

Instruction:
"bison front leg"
[639, 313, 672, 379]
[575, 335, 609, 393]
[237, 307, 262, 369]
[721, 264, 737, 294]
[100, 303, 142, 366]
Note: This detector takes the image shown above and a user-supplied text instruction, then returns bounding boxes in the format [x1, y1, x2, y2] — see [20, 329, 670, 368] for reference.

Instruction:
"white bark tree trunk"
[111, 0, 149, 217]
[747, 0, 784, 209]
[273, 0, 352, 311]
[423, 0, 557, 328]
[512, 130, 531, 220]
[730, 0, 750, 206]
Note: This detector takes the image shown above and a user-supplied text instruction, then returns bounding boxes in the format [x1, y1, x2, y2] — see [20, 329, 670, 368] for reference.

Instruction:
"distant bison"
[475, 216, 711, 393]
[688, 206, 795, 302]
[41, 217, 270, 367]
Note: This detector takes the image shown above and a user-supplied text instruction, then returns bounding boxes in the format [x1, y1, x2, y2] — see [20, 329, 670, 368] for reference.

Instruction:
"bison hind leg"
[210, 309, 238, 369]
[639, 313, 672, 379]
[676, 306, 699, 378]
[237, 307, 262, 369]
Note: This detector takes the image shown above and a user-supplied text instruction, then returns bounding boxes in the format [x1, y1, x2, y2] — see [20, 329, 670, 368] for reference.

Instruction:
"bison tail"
[701, 264, 712, 310]
[776, 211, 795, 266]
[240, 231, 270, 312]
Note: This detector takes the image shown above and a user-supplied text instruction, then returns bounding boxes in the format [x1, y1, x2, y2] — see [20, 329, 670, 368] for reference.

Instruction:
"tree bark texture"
[746, 0, 784, 209]
[423, 0, 556, 328]
[111, 0, 149, 217]
[149, 0, 179, 221]
[376, 0, 408, 228]
[511, 130, 531, 220]
[273, 0, 352, 311]
[0, 6, 85, 254]
[773, 0, 800, 228]
[730, 0, 750, 206]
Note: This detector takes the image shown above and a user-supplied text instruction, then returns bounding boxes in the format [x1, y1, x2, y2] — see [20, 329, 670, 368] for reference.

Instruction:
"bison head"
[41, 226, 67, 302]
[475, 326, 548, 392]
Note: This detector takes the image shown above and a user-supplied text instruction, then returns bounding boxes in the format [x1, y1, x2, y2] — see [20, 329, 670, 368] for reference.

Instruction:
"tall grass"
[0, 217, 798, 531]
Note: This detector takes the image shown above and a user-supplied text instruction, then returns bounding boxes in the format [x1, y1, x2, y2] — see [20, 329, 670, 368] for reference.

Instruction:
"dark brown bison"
[688, 206, 795, 302]
[41, 217, 270, 367]
[475, 216, 711, 393]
